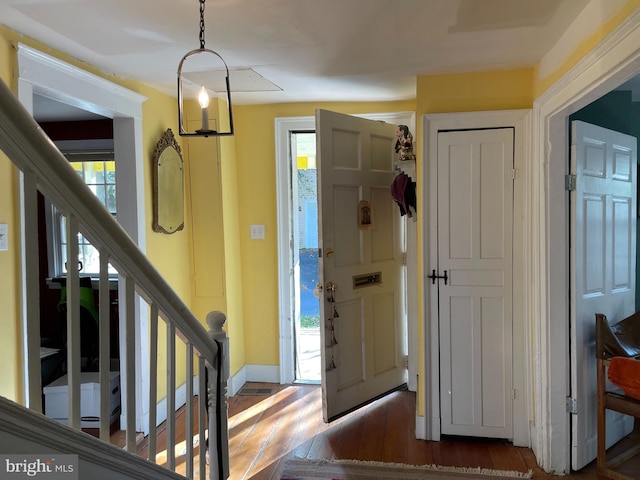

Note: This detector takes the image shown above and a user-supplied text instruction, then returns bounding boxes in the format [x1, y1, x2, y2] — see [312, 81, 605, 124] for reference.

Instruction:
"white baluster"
[148, 303, 159, 461]
[207, 311, 229, 480]
[66, 214, 81, 430]
[22, 169, 41, 412]
[99, 250, 111, 442]
[166, 321, 176, 470]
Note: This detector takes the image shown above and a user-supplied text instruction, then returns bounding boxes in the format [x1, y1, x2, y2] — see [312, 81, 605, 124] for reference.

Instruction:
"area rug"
[280, 458, 533, 480]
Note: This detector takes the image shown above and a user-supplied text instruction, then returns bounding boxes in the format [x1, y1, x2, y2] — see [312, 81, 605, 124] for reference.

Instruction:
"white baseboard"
[415, 414, 426, 440]
[246, 364, 280, 383]
[229, 364, 280, 396]
[529, 420, 539, 460]
[229, 367, 247, 397]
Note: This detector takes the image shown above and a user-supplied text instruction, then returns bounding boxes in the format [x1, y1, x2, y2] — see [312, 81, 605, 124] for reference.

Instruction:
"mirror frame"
[153, 128, 185, 234]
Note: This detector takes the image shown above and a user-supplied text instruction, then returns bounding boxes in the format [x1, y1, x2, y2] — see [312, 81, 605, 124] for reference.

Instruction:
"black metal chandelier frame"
[177, 0, 234, 137]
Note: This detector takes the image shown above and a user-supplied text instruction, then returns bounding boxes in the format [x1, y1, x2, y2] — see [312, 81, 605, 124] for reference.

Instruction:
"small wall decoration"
[395, 124, 416, 162]
[153, 128, 185, 234]
[358, 200, 374, 230]
[391, 124, 417, 222]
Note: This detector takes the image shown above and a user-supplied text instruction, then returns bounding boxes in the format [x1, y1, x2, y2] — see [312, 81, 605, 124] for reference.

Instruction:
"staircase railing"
[0, 76, 228, 479]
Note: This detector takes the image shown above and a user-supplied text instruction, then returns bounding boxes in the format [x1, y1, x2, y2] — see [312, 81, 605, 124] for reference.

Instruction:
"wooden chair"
[595, 312, 640, 480]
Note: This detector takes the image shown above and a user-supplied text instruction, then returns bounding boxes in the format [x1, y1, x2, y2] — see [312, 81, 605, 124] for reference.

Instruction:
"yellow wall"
[181, 94, 247, 377]
[533, 0, 640, 98]
[0, 29, 27, 402]
[233, 101, 415, 367]
[417, 69, 534, 114]
[219, 132, 246, 376]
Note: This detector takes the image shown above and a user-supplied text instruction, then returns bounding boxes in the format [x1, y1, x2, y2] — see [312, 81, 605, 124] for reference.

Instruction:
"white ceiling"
[0, 0, 592, 117]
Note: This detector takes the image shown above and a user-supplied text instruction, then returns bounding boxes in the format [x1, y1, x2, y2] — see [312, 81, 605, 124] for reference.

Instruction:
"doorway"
[16, 44, 150, 432]
[275, 112, 417, 391]
[422, 110, 530, 445]
[534, 18, 640, 472]
[291, 131, 321, 383]
[568, 118, 637, 470]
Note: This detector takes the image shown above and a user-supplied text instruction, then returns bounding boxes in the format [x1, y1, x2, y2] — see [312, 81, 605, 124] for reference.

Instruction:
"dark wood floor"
[113, 382, 638, 479]
[226, 383, 636, 480]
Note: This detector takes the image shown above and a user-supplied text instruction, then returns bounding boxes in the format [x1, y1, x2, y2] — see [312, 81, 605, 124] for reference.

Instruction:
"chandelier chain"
[199, 0, 206, 49]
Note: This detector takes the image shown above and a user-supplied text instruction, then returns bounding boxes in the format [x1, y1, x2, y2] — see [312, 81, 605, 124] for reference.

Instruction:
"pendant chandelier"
[177, 0, 234, 137]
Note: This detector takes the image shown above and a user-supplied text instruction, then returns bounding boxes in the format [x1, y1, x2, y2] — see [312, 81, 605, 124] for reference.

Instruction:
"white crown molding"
[17, 43, 147, 119]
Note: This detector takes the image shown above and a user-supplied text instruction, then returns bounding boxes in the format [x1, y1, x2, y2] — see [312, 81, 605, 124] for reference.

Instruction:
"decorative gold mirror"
[153, 128, 184, 234]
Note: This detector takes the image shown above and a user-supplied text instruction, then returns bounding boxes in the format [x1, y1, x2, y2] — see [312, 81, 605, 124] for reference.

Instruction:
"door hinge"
[512, 168, 517, 180]
[404, 355, 409, 369]
[565, 174, 576, 191]
[512, 389, 517, 400]
[566, 396, 577, 414]
[402, 252, 407, 265]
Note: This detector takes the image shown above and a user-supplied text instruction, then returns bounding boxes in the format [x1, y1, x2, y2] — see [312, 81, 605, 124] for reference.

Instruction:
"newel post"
[206, 310, 230, 480]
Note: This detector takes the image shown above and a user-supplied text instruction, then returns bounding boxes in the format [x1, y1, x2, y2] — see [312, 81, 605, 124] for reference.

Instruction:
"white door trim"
[531, 9, 640, 474]
[275, 112, 417, 389]
[421, 109, 531, 446]
[16, 44, 151, 433]
[275, 116, 316, 385]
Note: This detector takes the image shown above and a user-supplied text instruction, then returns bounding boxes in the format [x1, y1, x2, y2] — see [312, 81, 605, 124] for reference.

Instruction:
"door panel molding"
[437, 128, 514, 439]
[317, 109, 405, 421]
[422, 109, 531, 446]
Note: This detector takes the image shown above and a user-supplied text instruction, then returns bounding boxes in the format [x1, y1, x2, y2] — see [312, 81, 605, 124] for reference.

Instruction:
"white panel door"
[316, 109, 407, 422]
[437, 128, 514, 439]
[570, 120, 636, 470]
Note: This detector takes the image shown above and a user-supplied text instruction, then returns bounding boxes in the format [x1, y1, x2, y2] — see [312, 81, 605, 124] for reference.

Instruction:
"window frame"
[45, 139, 117, 280]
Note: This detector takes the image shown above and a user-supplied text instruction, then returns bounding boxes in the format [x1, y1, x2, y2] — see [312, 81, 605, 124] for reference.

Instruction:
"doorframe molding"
[421, 109, 531, 447]
[275, 116, 316, 385]
[531, 9, 640, 474]
[16, 44, 151, 434]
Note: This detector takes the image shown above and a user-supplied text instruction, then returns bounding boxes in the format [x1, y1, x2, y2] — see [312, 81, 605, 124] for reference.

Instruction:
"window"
[47, 141, 117, 278]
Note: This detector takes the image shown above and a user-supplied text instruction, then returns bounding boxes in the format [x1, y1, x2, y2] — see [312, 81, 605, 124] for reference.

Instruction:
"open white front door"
[570, 120, 636, 470]
[316, 109, 407, 422]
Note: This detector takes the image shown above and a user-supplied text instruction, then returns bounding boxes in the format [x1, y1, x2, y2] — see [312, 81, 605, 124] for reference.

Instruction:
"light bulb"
[198, 86, 210, 108]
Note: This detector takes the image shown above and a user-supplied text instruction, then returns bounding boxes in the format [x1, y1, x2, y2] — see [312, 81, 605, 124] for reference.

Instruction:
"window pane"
[93, 185, 106, 205]
[107, 185, 117, 213]
[56, 151, 116, 277]
[106, 161, 116, 183]
[85, 161, 105, 184]
[60, 246, 68, 274]
[81, 243, 100, 274]
[60, 215, 67, 244]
